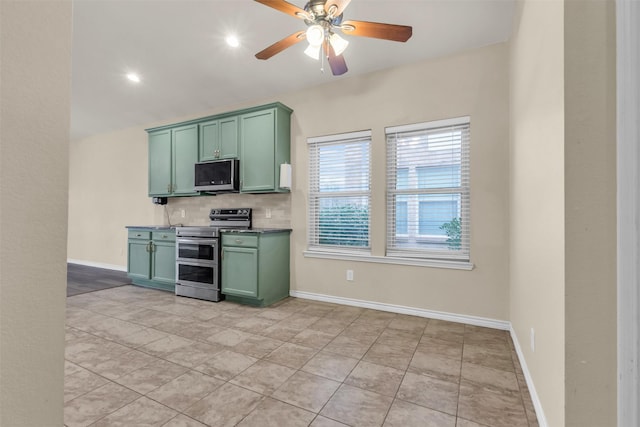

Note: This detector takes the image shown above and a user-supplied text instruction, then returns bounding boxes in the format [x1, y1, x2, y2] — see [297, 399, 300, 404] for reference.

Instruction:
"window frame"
[386, 117, 471, 262]
[307, 130, 372, 254]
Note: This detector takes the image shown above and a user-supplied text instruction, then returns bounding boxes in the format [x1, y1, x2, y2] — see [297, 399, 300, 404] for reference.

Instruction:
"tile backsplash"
[154, 193, 291, 229]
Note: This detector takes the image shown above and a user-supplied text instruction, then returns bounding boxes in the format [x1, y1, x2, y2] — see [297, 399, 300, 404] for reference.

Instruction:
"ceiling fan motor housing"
[304, 1, 343, 26]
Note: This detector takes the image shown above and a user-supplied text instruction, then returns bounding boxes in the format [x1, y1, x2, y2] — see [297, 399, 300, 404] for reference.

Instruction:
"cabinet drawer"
[152, 231, 176, 242]
[222, 234, 258, 247]
[128, 230, 151, 240]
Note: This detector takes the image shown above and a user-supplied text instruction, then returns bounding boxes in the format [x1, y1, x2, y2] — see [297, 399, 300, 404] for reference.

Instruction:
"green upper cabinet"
[239, 104, 291, 193]
[199, 116, 238, 162]
[240, 110, 275, 192]
[172, 124, 199, 196]
[148, 130, 172, 196]
[148, 125, 198, 197]
[147, 102, 291, 197]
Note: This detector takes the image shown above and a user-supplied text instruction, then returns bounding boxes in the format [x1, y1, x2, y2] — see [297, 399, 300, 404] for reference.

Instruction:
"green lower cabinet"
[151, 240, 177, 285]
[127, 238, 151, 281]
[221, 230, 290, 306]
[221, 247, 258, 297]
[127, 228, 176, 292]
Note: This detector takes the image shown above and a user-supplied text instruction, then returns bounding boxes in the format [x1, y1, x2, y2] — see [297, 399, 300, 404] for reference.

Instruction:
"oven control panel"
[209, 208, 251, 219]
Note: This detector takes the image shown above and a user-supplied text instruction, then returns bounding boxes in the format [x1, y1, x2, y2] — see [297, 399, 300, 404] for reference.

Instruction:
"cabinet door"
[199, 120, 219, 162]
[221, 246, 258, 297]
[219, 117, 238, 159]
[151, 241, 176, 284]
[172, 124, 199, 195]
[128, 240, 151, 280]
[240, 109, 275, 192]
[148, 130, 172, 196]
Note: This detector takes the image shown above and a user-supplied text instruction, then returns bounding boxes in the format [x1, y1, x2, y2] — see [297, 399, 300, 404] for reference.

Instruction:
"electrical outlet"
[346, 269, 354, 281]
[530, 328, 535, 352]
[181, 209, 186, 218]
[265, 208, 272, 218]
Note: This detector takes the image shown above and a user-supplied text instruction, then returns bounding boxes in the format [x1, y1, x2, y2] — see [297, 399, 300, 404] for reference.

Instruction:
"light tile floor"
[65, 285, 539, 427]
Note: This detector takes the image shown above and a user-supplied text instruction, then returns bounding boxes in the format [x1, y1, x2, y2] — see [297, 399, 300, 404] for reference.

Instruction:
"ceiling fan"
[254, 0, 413, 76]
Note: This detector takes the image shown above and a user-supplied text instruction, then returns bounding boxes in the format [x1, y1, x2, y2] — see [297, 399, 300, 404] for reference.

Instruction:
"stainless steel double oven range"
[175, 208, 251, 302]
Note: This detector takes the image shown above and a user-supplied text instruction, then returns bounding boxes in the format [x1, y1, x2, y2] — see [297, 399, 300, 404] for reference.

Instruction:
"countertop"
[221, 228, 292, 234]
[126, 226, 291, 234]
[126, 225, 176, 230]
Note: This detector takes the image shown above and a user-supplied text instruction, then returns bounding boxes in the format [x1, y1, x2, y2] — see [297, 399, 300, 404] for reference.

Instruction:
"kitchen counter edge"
[221, 228, 292, 234]
[126, 225, 176, 230]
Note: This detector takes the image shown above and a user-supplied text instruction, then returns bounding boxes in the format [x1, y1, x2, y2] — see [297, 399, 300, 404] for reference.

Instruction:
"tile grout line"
[378, 318, 430, 427]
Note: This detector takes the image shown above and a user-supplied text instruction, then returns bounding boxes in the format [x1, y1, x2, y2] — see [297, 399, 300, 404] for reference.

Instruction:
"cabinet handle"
[145, 242, 151, 252]
[136, 233, 141, 237]
[167, 184, 171, 192]
[235, 239, 243, 244]
[150, 242, 155, 252]
[162, 234, 167, 238]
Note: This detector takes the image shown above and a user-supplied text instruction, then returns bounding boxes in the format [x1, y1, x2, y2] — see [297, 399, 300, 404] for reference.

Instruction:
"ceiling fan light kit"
[304, 43, 321, 60]
[329, 32, 348, 55]
[254, 0, 412, 76]
[306, 24, 325, 46]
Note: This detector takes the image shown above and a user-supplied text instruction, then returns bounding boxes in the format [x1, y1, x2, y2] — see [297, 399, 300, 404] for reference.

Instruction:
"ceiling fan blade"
[324, 0, 351, 18]
[341, 20, 413, 42]
[254, 0, 309, 19]
[255, 30, 306, 60]
[325, 42, 348, 76]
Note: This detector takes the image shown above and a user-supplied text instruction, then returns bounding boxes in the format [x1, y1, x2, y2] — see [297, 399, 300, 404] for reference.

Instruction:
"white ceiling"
[71, 0, 515, 140]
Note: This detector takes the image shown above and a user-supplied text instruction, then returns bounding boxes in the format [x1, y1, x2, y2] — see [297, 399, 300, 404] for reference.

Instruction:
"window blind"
[386, 117, 470, 261]
[308, 130, 371, 252]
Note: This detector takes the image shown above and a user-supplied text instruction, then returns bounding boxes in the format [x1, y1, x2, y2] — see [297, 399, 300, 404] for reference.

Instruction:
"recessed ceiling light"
[126, 73, 141, 83]
[225, 35, 240, 48]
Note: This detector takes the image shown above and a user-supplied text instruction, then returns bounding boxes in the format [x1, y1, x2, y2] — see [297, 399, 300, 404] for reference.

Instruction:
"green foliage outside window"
[439, 217, 462, 249]
[319, 205, 369, 247]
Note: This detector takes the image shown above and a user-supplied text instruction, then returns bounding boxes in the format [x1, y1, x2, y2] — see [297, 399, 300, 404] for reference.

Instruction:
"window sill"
[303, 250, 474, 270]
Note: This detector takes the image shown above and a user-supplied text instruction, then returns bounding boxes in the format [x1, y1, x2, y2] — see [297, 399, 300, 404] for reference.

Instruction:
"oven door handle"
[176, 238, 218, 246]
[177, 259, 216, 268]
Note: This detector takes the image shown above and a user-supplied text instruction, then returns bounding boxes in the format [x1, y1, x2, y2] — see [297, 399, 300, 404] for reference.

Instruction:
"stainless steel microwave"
[194, 159, 239, 192]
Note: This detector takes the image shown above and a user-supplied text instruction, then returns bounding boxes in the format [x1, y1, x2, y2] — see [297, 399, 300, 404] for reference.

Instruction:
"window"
[386, 117, 470, 261]
[308, 130, 371, 252]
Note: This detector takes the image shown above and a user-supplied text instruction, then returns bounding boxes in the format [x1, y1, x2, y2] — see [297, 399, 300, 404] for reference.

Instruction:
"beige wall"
[509, 0, 618, 426]
[283, 44, 511, 320]
[564, 0, 617, 425]
[68, 127, 155, 268]
[0, 1, 72, 425]
[508, 1, 566, 426]
[68, 43, 511, 321]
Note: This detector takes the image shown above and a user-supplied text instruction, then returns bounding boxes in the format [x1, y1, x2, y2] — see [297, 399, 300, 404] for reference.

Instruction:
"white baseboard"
[289, 290, 510, 330]
[510, 325, 548, 427]
[67, 259, 127, 272]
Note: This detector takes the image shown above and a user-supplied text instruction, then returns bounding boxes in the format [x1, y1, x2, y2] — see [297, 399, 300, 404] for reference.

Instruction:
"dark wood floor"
[67, 263, 131, 297]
